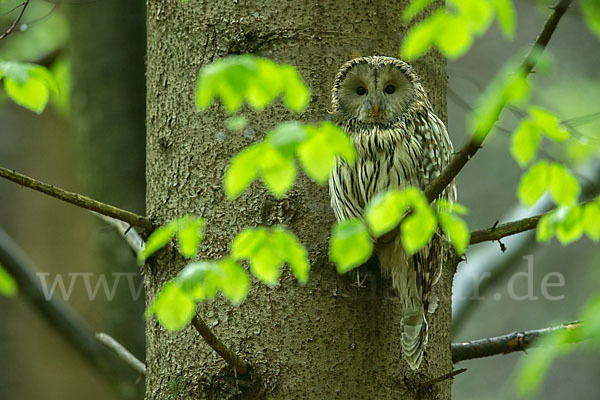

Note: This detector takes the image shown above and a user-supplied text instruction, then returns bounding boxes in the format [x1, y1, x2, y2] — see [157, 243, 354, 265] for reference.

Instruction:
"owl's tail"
[401, 309, 428, 370]
[378, 237, 428, 371]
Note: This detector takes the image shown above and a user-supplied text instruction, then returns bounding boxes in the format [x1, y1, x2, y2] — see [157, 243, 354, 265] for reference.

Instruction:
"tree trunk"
[145, 1, 451, 398]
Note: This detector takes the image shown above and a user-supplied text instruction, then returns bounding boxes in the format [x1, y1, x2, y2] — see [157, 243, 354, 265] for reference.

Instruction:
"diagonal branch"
[0, 166, 154, 231]
[96, 332, 146, 375]
[191, 315, 250, 376]
[452, 321, 582, 363]
[0, 0, 29, 41]
[424, 0, 573, 203]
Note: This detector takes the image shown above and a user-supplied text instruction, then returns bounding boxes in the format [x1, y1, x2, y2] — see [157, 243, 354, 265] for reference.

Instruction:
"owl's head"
[331, 56, 428, 125]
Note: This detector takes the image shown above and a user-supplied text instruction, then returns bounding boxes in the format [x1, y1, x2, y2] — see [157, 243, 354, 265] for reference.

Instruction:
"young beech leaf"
[510, 119, 541, 167]
[329, 219, 374, 274]
[439, 211, 470, 254]
[272, 228, 310, 284]
[138, 221, 178, 264]
[260, 145, 297, 198]
[217, 259, 250, 304]
[518, 161, 549, 207]
[401, 209, 437, 255]
[0, 264, 17, 297]
[364, 189, 409, 237]
[177, 218, 205, 258]
[176, 261, 219, 301]
[493, 0, 516, 39]
[548, 163, 580, 206]
[583, 201, 600, 241]
[148, 283, 196, 331]
[224, 144, 263, 199]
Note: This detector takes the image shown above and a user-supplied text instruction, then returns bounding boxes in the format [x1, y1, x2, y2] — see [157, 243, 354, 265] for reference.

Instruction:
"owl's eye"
[356, 86, 367, 96]
[384, 85, 396, 94]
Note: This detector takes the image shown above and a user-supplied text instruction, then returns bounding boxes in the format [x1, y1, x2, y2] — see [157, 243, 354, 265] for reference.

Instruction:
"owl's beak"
[373, 103, 379, 117]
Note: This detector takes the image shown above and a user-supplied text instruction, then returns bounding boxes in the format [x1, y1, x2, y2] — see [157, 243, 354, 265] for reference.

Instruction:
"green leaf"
[529, 106, 569, 141]
[0, 264, 17, 297]
[364, 189, 409, 237]
[555, 205, 584, 245]
[536, 213, 555, 242]
[518, 161, 549, 207]
[260, 145, 297, 198]
[493, 0, 516, 38]
[224, 143, 263, 199]
[400, 11, 444, 60]
[439, 211, 470, 254]
[401, 208, 437, 255]
[583, 201, 600, 241]
[4, 76, 49, 114]
[548, 163, 580, 206]
[510, 119, 541, 166]
[177, 217, 205, 258]
[265, 121, 307, 157]
[280, 65, 311, 112]
[138, 221, 178, 264]
[582, 0, 600, 38]
[195, 55, 310, 113]
[451, 0, 493, 34]
[272, 228, 310, 284]
[297, 122, 356, 184]
[437, 15, 473, 59]
[217, 258, 250, 304]
[402, 0, 434, 22]
[177, 261, 220, 300]
[232, 227, 283, 286]
[329, 219, 374, 274]
[148, 283, 196, 331]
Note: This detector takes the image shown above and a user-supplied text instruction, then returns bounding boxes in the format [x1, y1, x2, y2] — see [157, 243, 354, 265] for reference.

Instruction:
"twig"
[420, 368, 467, 386]
[0, 0, 29, 41]
[469, 199, 593, 245]
[0, 166, 154, 231]
[423, 0, 573, 203]
[96, 332, 146, 375]
[191, 315, 249, 376]
[452, 322, 582, 363]
[94, 212, 145, 255]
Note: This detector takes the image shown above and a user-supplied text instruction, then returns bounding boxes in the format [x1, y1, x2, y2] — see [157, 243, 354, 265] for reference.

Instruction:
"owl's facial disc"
[337, 62, 413, 124]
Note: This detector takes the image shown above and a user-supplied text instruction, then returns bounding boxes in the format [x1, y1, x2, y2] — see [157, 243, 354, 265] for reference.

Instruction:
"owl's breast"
[329, 124, 423, 221]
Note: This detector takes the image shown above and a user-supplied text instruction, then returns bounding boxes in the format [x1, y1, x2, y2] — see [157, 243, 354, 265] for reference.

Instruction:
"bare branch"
[191, 315, 250, 376]
[420, 368, 467, 387]
[0, 166, 154, 231]
[0, 0, 29, 41]
[94, 212, 145, 254]
[452, 321, 582, 363]
[424, 0, 573, 203]
[96, 332, 146, 375]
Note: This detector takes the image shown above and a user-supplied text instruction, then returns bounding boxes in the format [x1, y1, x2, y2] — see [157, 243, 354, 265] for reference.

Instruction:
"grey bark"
[145, 1, 452, 399]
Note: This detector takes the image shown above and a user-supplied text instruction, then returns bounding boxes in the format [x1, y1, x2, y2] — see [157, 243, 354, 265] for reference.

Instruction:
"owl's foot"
[351, 271, 368, 289]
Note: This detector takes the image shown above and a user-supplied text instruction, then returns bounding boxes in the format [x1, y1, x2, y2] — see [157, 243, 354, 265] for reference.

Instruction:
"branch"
[0, 0, 29, 41]
[94, 212, 145, 255]
[423, 0, 573, 203]
[469, 213, 544, 245]
[96, 332, 146, 375]
[0, 166, 154, 231]
[452, 321, 582, 363]
[0, 228, 145, 377]
[0, 228, 105, 366]
[191, 315, 249, 376]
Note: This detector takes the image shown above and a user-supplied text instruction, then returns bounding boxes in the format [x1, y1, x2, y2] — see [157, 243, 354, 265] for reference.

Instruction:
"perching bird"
[328, 56, 456, 370]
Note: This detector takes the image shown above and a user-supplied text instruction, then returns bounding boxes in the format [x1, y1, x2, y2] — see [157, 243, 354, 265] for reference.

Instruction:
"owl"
[328, 56, 456, 370]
